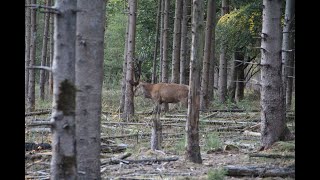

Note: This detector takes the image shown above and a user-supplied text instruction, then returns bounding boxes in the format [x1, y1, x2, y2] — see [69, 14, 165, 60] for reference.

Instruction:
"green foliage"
[216, 1, 262, 52]
[204, 132, 222, 151]
[207, 168, 227, 180]
[174, 138, 186, 155]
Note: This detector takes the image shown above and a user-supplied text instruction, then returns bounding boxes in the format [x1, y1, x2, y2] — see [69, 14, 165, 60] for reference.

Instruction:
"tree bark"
[180, 0, 191, 85]
[171, 0, 182, 83]
[260, 0, 293, 150]
[207, 1, 216, 102]
[228, 53, 237, 102]
[48, 1, 54, 96]
[235, 51, 245, 102]
[27, 0, 37, 112]
[161, 0, 169, 112]
[282, 0, 295, 110]
[25, 0, 31, 104]
[225, 165, 295, 178]
[151, 0, 161, 84]
[159, 0, 164, 82]
[185, 0, 204, 164]
[50, 0, 77, 178]
[200, 0, 215, 110]
[39, 0, 51, 101]
[218, 0, 229, 103]
[124, 0, 137, 121]
[75, 0, 106, 179]
[120, 2, 130, 113]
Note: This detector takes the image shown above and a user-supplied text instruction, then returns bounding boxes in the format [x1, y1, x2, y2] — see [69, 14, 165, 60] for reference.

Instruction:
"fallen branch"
[224, 165, 295, 178]
[249, 153, 295, 159]
[243, 130, 261, 136]
[25, 110, 51, 117]
[110, 156, 179, 164]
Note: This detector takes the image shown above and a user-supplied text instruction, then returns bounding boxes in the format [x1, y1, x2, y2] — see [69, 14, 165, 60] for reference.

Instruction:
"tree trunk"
[161, 0, 169, 112]
[180, 0, 191, 85]
[200, 0, 215, 110]
[171, 0, 182, 83]
[27, 0, 37, 112]
[282, 0, 295, 110]
[25, 0, 31, 104]
[260, 0, 293, 150]
[218, 0, 229, 103]
[120, 2, 130, 113]
[151, 105, 162, 150]
[185, 0, 204, 164]
[207, 1, 216, 102]
[235, 51, 245, 102]
[227, 53, 237, 102]
[50, 0, 77, 178]
[124, 0, 137, 121]
[48, 1, 54, 96]
[75, 0, 106, 178]
[39, 0, 51, 101]
[159, 0, 164, 82]
[151, 0, 161, 84]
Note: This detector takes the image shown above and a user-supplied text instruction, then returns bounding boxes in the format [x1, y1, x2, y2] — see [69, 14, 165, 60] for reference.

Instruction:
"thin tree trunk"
[161, 0, 169, 111]
[235, 51, 245, 102]
[151, 105, 162, 150]
[124, 0, 137, 121]
[180, 0, 189, 85]
[208, 3, 216, 102]
[25, 0, 31, 103]
[171, 0, 182, 83]
[152, 0, 161, 84]
[48, 1, 54, 96]
[50, 0, 77, 178]
[200, 0, 215, 110]
[185, 0, 203, 164]
[227, 53, 237, 102]
[282, 0, 295, 110]
[39, 0, 51, 101]
[120, 1, 130, 113]
[159, 0, 164, 82]
[260, 0, 293, 150]
[75, 0, 106, 178]
[27, 0, 37, 112]
[218, 0, 229, 103]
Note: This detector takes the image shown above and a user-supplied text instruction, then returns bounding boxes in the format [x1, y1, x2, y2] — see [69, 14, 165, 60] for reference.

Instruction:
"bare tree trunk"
[171, 0, 182, 83]
[218, 0, 229, 103]
[208, 2, 217, 102]
[227, 53, 237, 102]
[260, 0, 293, 150]
[161, 0, 169, 111]
[185, 0, 203, 164]
[50, 0, 77, 178]
[200, 0, 215, 110]
[235, 55, 245, 103]
[179, 0, 190, 85]
[75, 0, 106, 178]
[151, 105, 162, 150]
[48, 1, 54, 96]
[27, 0, 37, 112]
[124, 0, 137, 121]
[39, 0, 51, 101]
[159, 0, 164, 82]
[282, 0, 295, 110]
[152, 0, 161, 84]
[120, 1, 130, 113]
[25, 0, 31, 104]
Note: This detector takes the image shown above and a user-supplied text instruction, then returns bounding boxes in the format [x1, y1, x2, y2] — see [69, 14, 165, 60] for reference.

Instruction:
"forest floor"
[25, 92, 295, 179]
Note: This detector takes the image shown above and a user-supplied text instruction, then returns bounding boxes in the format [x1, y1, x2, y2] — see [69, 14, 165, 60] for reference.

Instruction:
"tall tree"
[171, 0, 182, 83]
[48, 0, 54, 96]
[200, 0, 215, 110]
[161, 0, 169, 111]
[227, 53, 237, 102]
[25, 0, 31, 103]
[39, 0, 51, 100]
[50, 0, 77, 178]
[218, 0, 229, 103]
[159, 0, 164, 82]
[75, 0, 106, 178]
[282, 0, 295, 110]
[120, 1, 130, 113]
[260, 0, 293, 150]
[152, 0, 161, 84]
[185, 0, 204, 164]
[207, 0, 216, 102]
[124, 0, 137, 121]
[27, 0, 37, 112]
[235, 52, 245, 102]
[179, 0, 191, 85]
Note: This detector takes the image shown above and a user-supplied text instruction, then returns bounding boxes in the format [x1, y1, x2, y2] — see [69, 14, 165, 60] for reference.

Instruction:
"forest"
[25, 0, 295, 179]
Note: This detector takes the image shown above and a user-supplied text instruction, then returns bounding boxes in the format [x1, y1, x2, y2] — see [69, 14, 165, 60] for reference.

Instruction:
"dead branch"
[224, 165, 295, 178]
[243, 130, 261, 136]
[27, 128, 51, 133]
[26, 121, 53, 127]
[27, 66, 52, 71]
[109, 156, 179, 165]
[249, 153, 295, 159]
[25, 110, 51, 116]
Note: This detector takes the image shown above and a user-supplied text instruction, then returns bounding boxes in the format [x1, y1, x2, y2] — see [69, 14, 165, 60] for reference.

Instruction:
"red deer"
[132, 82, 189, 110]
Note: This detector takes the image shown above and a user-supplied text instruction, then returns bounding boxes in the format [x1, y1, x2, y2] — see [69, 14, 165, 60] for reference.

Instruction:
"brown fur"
[134, 82, 189, 107]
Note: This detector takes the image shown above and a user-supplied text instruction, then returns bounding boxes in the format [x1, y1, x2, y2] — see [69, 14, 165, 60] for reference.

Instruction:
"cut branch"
[27, 66, 52, 71]
[224, 165, 295, 178]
